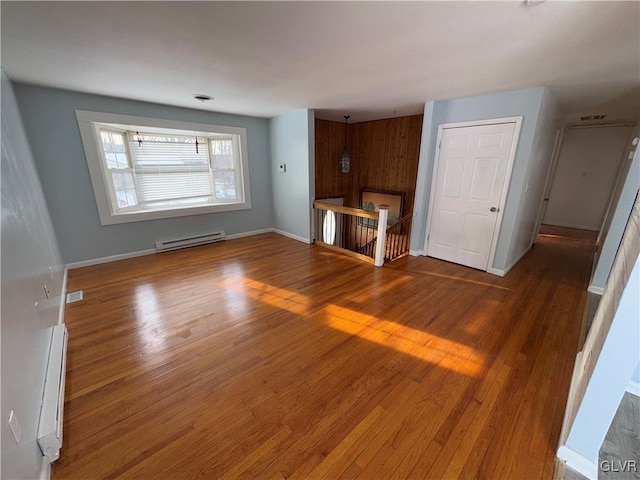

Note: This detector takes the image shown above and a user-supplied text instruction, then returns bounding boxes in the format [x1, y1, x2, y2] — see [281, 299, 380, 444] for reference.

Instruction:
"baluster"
[392, 229, 397, 259]
[374, 207, 388, 267]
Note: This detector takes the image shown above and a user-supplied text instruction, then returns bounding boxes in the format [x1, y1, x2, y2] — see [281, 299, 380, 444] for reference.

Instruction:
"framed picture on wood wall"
[359, 188, 405, 227]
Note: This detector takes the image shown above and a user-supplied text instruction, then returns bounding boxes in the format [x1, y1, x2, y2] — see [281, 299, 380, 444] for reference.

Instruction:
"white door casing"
[425, 118, 521, 271]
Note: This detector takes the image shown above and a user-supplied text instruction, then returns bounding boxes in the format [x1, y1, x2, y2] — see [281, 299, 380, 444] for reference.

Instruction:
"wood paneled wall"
[315, 118, 354, 204]
[315, 115, 423, 215]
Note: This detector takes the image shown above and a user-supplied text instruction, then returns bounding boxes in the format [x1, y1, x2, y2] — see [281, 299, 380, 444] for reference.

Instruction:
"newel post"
[374, 205, 389, 267]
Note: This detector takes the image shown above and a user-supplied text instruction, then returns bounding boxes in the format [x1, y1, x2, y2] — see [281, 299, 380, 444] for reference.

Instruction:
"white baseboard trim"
[273, 229, 311, 244]
[226, 228, 275, 240]
[57, 267, 68, 326]
[557, 446, 597, 480]
[587, 284, 605, 296]
[66, 248, 156, 270]
[543, 221, 599, 232]
[65, 228, 300, 270]
[627, 380, 640, 397]
[486, 267, 506, 277]
[487, 246, 531, 277]
[39, 455, 51, 480]
[409, 249, 427, 256]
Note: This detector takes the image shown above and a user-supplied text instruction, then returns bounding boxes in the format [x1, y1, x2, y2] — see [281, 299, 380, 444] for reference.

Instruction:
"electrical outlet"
[278, 163, 286, 173]
[7, 411, 21, 443]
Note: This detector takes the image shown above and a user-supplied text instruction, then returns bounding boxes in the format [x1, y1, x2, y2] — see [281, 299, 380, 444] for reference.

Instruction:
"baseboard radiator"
[38, 324, 68, 463]
[155, 231, 226, 253]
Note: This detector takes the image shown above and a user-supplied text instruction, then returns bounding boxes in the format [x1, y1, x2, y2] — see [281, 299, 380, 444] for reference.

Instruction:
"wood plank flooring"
[54, 231, 594, 479]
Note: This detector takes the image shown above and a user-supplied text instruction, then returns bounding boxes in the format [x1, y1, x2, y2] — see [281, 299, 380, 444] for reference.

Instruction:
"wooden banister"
[313, 202, 408, 267]
[313, 201, 380, 220]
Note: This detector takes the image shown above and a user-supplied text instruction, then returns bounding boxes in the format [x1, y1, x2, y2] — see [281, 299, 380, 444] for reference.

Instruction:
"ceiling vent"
[580, 115, 606, 121]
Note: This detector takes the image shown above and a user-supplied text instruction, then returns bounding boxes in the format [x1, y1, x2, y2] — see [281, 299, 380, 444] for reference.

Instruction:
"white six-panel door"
[426, 122, 517, 270]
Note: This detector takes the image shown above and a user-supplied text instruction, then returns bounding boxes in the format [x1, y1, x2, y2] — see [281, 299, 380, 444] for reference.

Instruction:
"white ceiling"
[2, 1, 638, 123]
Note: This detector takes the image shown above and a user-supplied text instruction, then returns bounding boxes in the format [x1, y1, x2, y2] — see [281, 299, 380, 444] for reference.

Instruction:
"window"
[76, 111, 251, 225]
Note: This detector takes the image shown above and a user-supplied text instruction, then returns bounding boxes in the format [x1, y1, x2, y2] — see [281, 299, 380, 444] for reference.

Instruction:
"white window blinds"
[128, 134, 213, 208]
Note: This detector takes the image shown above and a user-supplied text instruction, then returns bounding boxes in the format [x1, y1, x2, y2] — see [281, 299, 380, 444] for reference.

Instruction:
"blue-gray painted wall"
[591, 147, 640, 290]
[269, 109, 315, 241]
[566, 254, 640, 465]
[13, 84, 274, 264]
[411, 87, 549, 272]
[1, 74, 65, 479]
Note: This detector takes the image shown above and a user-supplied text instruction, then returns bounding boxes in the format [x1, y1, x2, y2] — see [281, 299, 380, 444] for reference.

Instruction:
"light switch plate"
[278, 163, 286, 173]
[8, 410, 21, 443]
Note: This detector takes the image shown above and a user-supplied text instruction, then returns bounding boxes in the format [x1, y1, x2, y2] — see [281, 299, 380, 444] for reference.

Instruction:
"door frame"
[532, 126, 564, 245]
[424, 116, 523, 273]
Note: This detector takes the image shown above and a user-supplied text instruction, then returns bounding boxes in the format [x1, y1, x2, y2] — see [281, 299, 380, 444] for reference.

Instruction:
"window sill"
[98, 201, 251, 225]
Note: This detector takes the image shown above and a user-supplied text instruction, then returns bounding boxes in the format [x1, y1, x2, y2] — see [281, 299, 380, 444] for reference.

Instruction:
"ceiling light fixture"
[340, 115, 351, 174]
[193, 94, 213, 103]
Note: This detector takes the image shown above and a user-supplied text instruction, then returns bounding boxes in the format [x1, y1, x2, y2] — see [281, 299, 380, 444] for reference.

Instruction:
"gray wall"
[509, 88, 561, 261]
[13, 84, 273, 264]
[565, 254, 640, 468]
[591, 147, 640, 290]
[269, 109, 315, 242]
[1, 73, 65, 479]
[411, 87, 546, 272]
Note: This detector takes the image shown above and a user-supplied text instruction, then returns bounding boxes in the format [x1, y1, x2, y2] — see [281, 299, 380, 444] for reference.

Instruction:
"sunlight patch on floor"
[218, 277, 485, 377]
[324, 304, 484, 377]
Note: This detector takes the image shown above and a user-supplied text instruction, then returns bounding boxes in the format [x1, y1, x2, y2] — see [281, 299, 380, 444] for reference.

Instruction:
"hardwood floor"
[55, 231, 594, 479]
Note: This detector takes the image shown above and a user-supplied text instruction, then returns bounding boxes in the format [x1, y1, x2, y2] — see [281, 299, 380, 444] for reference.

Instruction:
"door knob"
[490, 207, 498, 212]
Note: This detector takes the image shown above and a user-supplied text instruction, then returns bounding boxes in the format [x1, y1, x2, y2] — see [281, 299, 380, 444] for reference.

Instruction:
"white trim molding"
[409, 249, 427, 257]
[66, 249, 156, 270]
[273, 229, 311, 244]
[65, 228, 278, 269]
[39, 455, 51, 480]
[75, 110, 252, 225]
[543, 221, 599, 232]
[627, 380, 640, 397]
[226, 228, 275, 240]
[557, 446, 598, 480]
[487, 246, 532, 277]
[587, 284, 605, 296]
[58, 268, 68, 325]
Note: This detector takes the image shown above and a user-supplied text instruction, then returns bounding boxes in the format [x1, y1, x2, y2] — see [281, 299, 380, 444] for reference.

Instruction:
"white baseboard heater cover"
[155, 231, 226, 253]
[38, 324, 68, 463]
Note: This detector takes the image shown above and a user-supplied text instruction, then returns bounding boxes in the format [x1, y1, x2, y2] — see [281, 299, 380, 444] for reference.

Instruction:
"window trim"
[76, 110, 252, 225]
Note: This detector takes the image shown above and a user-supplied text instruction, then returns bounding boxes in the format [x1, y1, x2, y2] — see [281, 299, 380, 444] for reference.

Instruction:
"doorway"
[543, 124, 634, 231]
[425, 118, 521, 271]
